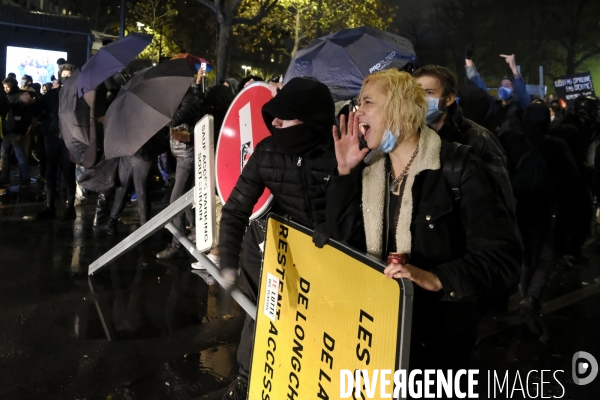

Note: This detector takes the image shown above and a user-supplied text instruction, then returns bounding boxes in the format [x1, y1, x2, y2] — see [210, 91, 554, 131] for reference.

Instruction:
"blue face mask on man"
[426, 97, 445, 123]
[498, 86, 513, 101]
[379, 129, 399, 153]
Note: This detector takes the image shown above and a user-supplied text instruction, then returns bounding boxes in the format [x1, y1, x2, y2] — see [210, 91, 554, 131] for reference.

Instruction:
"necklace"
[389, 144, 419, 192]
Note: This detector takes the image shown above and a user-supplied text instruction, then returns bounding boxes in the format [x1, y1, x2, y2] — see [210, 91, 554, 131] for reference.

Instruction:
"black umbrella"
[284, 26, 416, 102]
[78, 33, 153, 97]
[103, 59, 195, 159]
[59, 69, 104, 168]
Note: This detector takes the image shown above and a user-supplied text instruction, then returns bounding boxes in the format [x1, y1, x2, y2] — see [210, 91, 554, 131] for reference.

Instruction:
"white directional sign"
[194, 115, 216, 253]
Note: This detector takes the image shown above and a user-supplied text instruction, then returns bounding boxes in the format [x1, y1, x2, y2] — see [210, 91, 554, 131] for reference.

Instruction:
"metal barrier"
[88, 188, 194, 276]
[87, 187, 257, 319]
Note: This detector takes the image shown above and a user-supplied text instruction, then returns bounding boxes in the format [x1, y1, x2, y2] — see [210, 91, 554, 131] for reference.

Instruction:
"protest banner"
[554, 72, 595, 107]
[248, 215, 413, 400]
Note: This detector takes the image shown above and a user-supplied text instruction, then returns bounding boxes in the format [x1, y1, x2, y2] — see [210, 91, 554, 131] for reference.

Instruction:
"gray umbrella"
[103, 59, 195, 159]
[59, 69, 105, 168]
[284, 26, 416, 102]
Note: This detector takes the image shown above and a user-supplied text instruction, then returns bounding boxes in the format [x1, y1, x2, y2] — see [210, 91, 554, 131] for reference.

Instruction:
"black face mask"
[271, 124, 325, 156]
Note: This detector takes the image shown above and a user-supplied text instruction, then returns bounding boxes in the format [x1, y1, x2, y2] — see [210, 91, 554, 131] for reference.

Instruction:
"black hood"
[457, 84, 494, 127]
[523, 103, 550, 137]
[262, 77, 336, 148]
[204, 84, 235, 110]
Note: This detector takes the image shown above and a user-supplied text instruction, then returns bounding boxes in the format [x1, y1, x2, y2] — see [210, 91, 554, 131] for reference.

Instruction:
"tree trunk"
[291, 9, 300, 58]
[315, 0, 323, 37]
[199, 0, 271, 81]
[94, 0, 102, 31]
[217, 15, 233, 82]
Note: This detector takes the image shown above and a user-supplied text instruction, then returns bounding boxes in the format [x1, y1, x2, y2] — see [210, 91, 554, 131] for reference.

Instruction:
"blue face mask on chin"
[426, 97, 445, 123]
[498, 86, 513, 101]
[379, 129, 399, 153]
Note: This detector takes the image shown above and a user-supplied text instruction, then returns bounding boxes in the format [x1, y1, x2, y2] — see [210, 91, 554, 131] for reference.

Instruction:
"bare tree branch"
[195, 0, 216, 13]
[574, 47, 600, 69]
[234, 0, 278, 25]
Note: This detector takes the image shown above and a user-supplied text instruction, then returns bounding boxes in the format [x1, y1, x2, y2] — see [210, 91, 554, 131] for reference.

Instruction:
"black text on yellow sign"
[249, 215, 408, 400]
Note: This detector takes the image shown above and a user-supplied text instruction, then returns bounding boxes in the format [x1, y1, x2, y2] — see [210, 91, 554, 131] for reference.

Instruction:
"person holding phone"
[193, 64, 207, 99]
[156, 89, 203, 258]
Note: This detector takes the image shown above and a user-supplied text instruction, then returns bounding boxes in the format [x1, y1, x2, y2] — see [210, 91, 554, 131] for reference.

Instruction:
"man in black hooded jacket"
[200, 83, 234, 144]
[413, 65, 516, 219]
[501, 103, 580, 339]
[36, 64, 78, 220]
[551, 95, 598, 261]
[218, 77, 337, 399]
[1, 78, 33, 188]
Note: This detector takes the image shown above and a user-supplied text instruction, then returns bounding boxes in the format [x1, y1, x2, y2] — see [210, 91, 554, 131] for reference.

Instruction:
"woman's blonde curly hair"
[361, 69, 427, 142]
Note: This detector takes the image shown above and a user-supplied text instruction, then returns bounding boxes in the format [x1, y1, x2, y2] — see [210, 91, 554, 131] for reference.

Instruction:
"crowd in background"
[1, 49, 600, 399]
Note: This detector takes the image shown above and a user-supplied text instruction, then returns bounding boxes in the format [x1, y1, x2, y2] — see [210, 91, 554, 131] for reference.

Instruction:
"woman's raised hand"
[333, 112, 369, 175]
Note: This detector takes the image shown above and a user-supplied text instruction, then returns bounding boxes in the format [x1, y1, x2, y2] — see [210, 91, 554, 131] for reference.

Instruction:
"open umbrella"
[283, 26, 416, 102]
[103, 59, 195, 159]
[78, 33, 153, 97]
[170, 53, 213, 73]
[59, 69, 105, 168]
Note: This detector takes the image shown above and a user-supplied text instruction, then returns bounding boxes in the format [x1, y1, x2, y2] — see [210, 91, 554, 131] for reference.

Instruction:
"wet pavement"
[0, 169, 600, 399]
[0, 173, 243, 400]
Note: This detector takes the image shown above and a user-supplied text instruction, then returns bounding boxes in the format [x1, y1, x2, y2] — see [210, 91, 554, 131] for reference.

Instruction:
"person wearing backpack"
[551, 95, 598, 263]
[412, 65, 516, 221]
[326, 69, 520, 377]
[500, 103, 580, 340]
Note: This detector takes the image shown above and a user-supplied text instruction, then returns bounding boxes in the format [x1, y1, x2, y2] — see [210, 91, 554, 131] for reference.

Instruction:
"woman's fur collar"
[361, 126, 441, 259]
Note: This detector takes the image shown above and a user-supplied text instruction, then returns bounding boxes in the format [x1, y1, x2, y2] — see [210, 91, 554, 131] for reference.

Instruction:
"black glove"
[465, 44, 475, 60]
[312, 224, 330, 248]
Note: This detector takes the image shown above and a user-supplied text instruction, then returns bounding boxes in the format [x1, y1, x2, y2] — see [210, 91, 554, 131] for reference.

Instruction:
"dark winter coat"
[592, 142, 600, 199]
[501, 107, 581, 207]
[218, 76, 338, 272]
[219, 137, 337, 271]
[40, 87, 60, 136]
[551, 112, 597, 183]
[169, 92, 202, 159]
[326, 127, 520, 332]
[7, 91, 34, 135]
[438, 103, 516, 217]
[201, 84, 235, 143]
[494, 100, 523, 139]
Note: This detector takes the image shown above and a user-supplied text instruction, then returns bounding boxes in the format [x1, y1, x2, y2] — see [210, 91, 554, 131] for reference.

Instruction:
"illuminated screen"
[6, 46, 68, 84]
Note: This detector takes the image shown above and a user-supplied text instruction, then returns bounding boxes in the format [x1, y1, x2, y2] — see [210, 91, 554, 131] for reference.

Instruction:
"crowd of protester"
[1, 49, 599, 400]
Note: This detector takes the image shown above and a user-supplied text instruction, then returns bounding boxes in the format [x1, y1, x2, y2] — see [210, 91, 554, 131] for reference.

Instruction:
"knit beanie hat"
[262, 77, 336, 148]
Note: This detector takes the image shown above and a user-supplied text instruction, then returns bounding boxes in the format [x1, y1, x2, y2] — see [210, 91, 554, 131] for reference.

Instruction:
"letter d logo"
[572, 351, 598, 385]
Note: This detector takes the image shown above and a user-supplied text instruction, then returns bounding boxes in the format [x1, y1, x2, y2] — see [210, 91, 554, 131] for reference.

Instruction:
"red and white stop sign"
[216, 82, 274, 219]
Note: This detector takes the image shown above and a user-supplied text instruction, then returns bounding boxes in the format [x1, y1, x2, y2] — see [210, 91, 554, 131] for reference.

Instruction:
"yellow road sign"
[248, 215, 413, 400]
